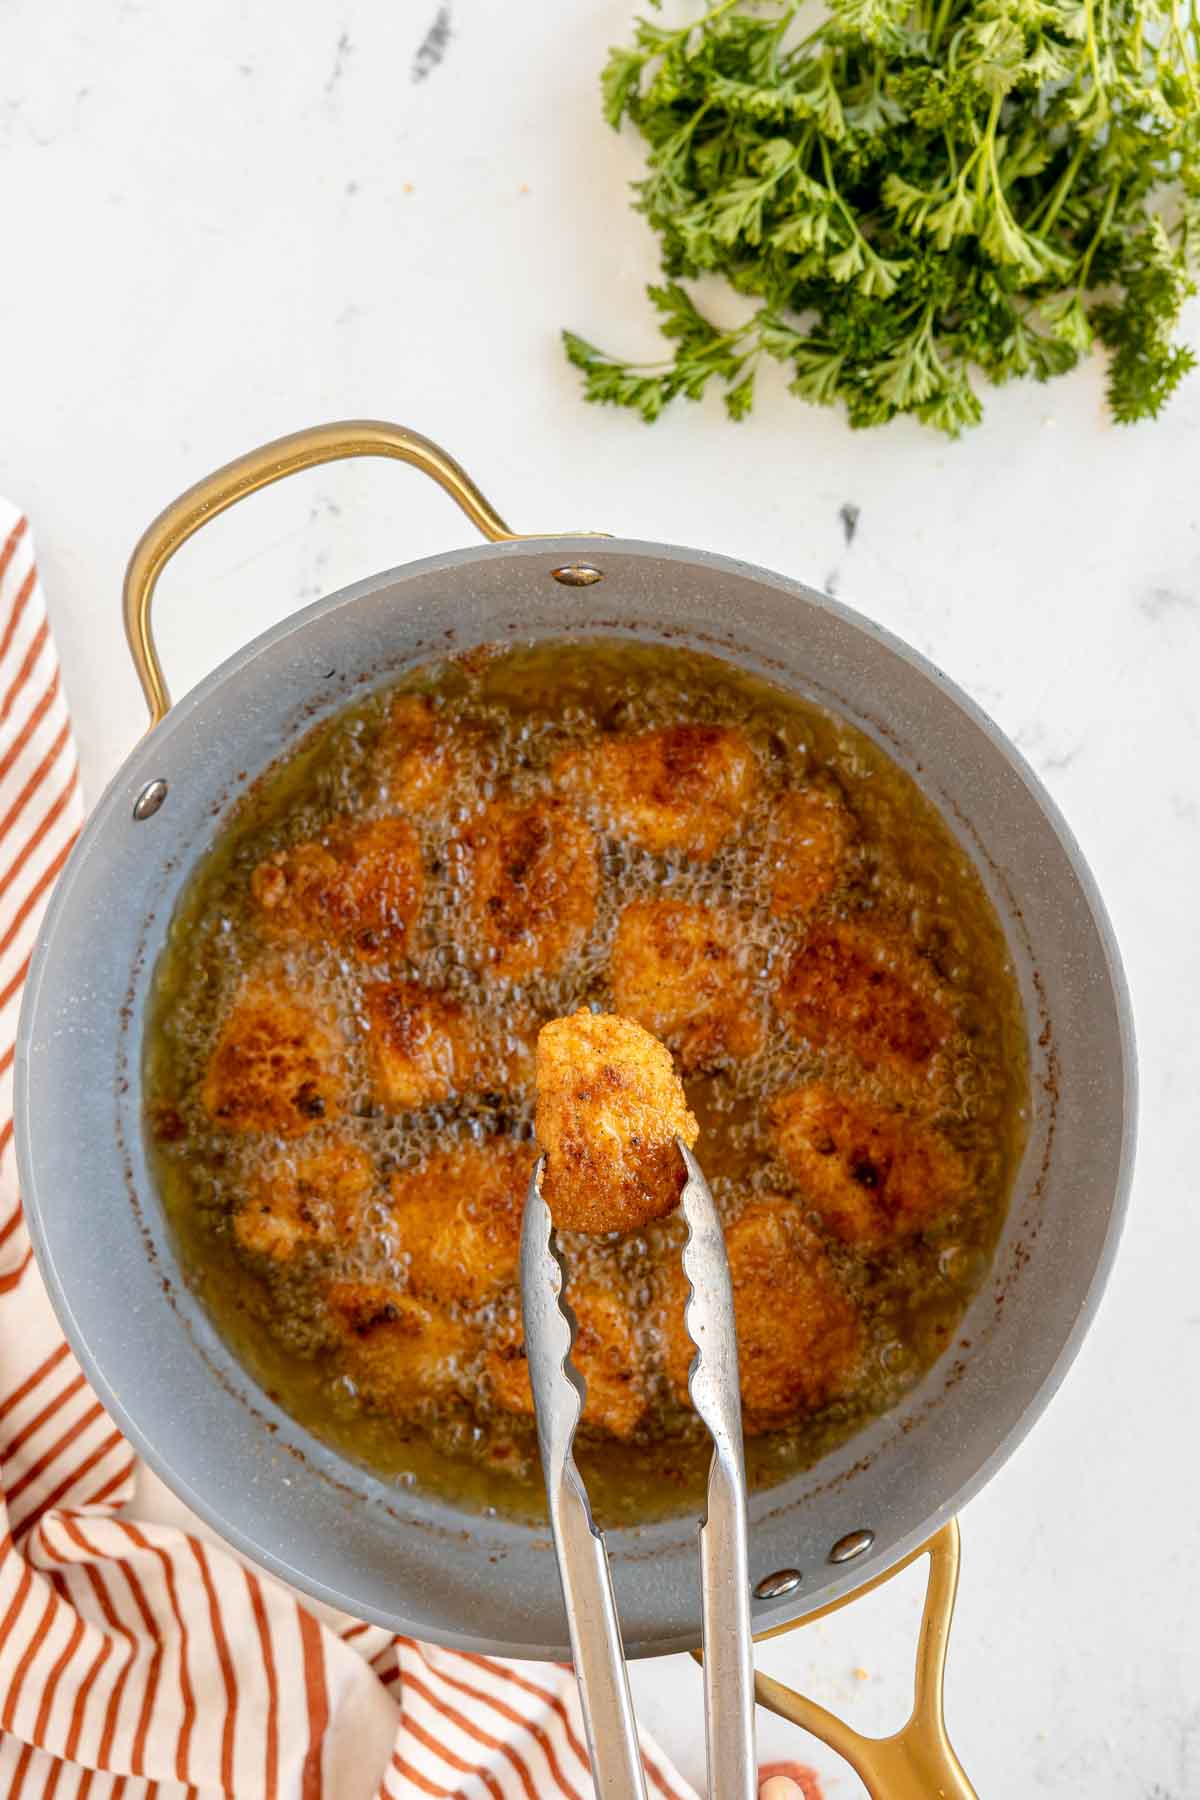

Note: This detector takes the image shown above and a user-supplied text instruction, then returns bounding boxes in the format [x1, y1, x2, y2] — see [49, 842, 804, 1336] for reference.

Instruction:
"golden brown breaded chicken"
[375, 692, 459, 814]
[363, 981, 480, 1111]
[388, 1140, 535, 1306]
[363, 982, 536, 1112]
[770, 1084, 967, 1248]
[485, 1321, 534, 1418]
[610, 899, 765, 1072]
[768, 785, 855, 919]
[775, 920, 954, 1085]
[455, 795, 598, 980]
[661, 1198, 862, 1431]
[250, 816, 424, 961]
[327, 1279, 474, 1416]
[201, 984, 344, 1137]
[487, 1279, 650, 1440]
[556, 723, 757, 860]
[534, 1009, 698, 1233]
[233, 1139, 373, 1261]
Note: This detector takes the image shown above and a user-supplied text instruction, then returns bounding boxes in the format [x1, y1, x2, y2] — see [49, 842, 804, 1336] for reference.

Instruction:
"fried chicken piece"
[375, 692, 459, 814]
[456, 795, 598, 980]
[485, 1325, 534, 1418]
[250, 817, 424, 961]
[363, 981, 535, 1112]
[534, 1010, 697, 1233]
[661, 1198, 862, 1431]
[201, 984, 344, 1137]
[775, 921, 954, 1085]
[768, 785, 855, 919]
[388, 1140, 535, 1305]
[363, 981, 479, 1111]
[327, 1279, 474, 1416]
[233, 1139, 374, 1261]
[486, 1280, 649, 1441]
[556, 723, 757, 860]
[769, 1083, 968, 1248]
[610, 899, 765, 1072]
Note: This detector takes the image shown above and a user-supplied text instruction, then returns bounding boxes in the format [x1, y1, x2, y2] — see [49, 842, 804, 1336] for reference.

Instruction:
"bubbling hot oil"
[145, 641, 1029, 1526]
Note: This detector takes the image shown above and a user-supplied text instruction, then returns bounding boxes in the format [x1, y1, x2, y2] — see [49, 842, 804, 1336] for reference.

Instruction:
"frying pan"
[14, 422, 1134, 1791]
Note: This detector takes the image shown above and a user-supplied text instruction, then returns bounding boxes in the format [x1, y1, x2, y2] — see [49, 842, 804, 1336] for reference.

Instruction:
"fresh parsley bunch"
[564, 0, 1199, 433]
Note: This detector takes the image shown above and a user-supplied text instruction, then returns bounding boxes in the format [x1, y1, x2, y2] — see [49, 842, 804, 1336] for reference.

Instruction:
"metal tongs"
[521, 1141, 756, 1800]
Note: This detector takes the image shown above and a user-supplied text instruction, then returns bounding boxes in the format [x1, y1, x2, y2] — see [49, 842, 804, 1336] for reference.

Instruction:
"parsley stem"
[1082, 0, 1108, 112]
[1031, 141, 1087, 234]
[818, 135, 871, 248]
[943, 130, 960, 182]
[1075, 180, 1120, 289]
[763, 5, 801, 73]
[681, 0, 743, 46]
[929, 0, 958, 56]
[975, 92, 1002, 209]
[595, 314, 756, 376]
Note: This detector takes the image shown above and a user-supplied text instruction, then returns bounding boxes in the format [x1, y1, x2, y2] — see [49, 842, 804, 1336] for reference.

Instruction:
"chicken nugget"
[251, 816, 423, 961]
[556, 723, 756, 860]
[388, 1140, 534, 1305]
[770, 1083, 968, 1248]
[775, 920, 954, 1084]
[768, 785, 855, 919]
[534, 1009, 697, 1233]
[363, 981, 479, 1111]
[327, 1279, 475, 1416]
[201, 983, 344, 1137]
[610, 899, 765, 1072]
[486, 1279, 649, 1441]
[375, 692, 459, 814]
[456, 795, 597, 980]
[233, 1138, 373, 1261]
[363, 981, 535, 1112]
[660, 1198, 862, 1431]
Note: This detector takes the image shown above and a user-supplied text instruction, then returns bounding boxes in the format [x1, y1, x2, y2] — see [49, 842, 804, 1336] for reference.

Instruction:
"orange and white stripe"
[0, 500, 700, 1799]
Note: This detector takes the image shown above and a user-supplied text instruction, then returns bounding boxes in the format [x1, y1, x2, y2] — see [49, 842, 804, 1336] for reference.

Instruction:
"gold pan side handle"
[698, 1520, 978, 1800]
[123, 419, 522, 730]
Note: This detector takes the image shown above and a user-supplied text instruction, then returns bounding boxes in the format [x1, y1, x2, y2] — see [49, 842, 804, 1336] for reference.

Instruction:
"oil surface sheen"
[145, 641, 1029, 1525]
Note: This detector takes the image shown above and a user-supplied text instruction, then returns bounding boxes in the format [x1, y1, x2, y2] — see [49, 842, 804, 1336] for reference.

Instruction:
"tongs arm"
[520, 1165, 648, 1800]
[521, 1144, 757, 1799]
[678, 1141, 757, 1800]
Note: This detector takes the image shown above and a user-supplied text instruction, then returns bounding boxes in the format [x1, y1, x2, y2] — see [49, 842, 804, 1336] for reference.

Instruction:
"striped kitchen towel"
[0, 500, 699, 1800]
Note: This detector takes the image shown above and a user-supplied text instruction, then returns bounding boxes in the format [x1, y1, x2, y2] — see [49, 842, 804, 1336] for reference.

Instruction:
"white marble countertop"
[5, 2, 1199, 1793]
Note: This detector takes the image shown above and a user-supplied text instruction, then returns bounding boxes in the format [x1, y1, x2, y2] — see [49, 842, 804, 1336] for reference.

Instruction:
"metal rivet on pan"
[753, 1568, 803, 1600]
[551, 564, 604, 587]
[829, 1529, 875, 1564]
[132, 779, 168, 821]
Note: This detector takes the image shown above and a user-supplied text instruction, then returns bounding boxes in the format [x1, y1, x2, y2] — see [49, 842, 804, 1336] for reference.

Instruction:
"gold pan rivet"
[829, 1529, 875, 1564]
[551, 565, 604, 587]
[753, 1568, 803, 1599]
[133, 779, 168, 821]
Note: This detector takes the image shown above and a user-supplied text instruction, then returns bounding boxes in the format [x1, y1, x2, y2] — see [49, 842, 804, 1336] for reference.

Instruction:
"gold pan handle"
[694, 1521, 977, 1799]
[752, 1520, 978, 1800]
[122, 419, 519, 730]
